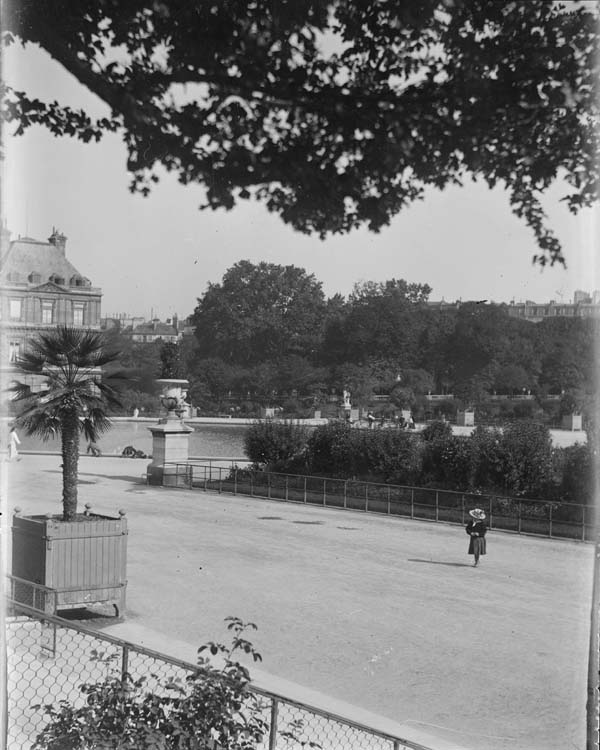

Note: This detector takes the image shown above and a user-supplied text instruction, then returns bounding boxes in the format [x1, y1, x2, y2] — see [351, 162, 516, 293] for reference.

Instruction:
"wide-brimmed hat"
[469, 508, 486, 520]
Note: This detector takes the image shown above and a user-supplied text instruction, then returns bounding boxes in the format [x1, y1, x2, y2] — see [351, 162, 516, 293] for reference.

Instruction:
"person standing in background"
[466, 508, 487, 567]
[8, 426, 21, 461]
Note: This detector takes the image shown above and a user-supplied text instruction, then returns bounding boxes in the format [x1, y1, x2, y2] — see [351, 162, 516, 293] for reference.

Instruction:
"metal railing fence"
[165, 463, 594, 542]
[6, 597, 428, 750]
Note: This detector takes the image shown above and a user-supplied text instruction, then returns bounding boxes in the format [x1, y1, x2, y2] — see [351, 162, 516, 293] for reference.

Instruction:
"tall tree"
[192, 261, 327, 365]
[10, 327, 126, 520]
[535, 317, 596, 394]
[446, 302, 539, 395]
[3, 2, 598, 263]
[160, 341, 183, 379]
[333, 279, 431, 364]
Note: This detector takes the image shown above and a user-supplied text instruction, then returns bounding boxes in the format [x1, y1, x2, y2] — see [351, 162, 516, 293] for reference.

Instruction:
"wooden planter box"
[11, 510, 128, 616]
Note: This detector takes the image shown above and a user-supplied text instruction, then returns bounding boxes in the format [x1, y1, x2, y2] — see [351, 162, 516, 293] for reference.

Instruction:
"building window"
[73, 303, 84, 326]
[42, 301, 54, 324]
[9, 299, 22, 320]
[9, 341, 20, 363]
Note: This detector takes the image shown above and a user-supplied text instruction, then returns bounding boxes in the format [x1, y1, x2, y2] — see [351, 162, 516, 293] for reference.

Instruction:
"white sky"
[2, 42, 598, 319]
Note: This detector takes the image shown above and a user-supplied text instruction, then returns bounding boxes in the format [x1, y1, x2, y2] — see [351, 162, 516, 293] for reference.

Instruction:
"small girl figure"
[466, 508, 487, 567]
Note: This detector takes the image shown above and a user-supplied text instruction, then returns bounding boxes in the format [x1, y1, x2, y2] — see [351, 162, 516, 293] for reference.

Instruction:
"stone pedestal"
[147, 417, 193, 486]
[147, 379, 193, 486]
[561, 413, 582, 431]
[457, 410, 475, 427]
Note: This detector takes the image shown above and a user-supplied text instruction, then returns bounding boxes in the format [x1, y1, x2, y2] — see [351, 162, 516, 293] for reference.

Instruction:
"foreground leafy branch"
[33, 618, 268, 750]
[3, 1, 599, 263]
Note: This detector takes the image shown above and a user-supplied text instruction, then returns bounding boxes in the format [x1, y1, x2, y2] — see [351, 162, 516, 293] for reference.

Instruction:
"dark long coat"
[466, 519, 487, 555]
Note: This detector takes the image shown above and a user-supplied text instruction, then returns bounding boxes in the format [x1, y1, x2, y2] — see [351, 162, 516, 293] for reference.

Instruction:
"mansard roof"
[0, 235, 84, 285]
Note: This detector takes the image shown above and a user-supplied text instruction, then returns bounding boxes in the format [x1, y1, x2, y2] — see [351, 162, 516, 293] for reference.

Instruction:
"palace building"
[0, 227, 102, 387]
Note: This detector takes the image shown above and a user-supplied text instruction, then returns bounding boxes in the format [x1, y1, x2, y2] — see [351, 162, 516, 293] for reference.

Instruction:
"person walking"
[86, 441, 102, 457]
[8, 426, 21, 461]
[466, 508, 487, 567]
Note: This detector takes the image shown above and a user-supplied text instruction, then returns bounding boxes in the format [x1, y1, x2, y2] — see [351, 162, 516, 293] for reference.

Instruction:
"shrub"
[419, 422, 474, 490]
[304, 421, 361, 477]
[500, 421, 554, 498]
[244, 420, 310, 470]
[368, 429, 422, 485]
[466, 425, 506, 493]
[553, 443, 594, 505]
[421, 420, 453, 443]
[304, 422, 422, 483]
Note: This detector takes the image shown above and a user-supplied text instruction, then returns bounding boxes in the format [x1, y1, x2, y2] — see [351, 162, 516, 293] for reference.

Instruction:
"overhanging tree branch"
[2, 0, 598, 265]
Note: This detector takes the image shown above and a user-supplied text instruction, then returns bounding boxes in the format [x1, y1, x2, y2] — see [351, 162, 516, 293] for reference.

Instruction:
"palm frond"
[17, 411, 61, 441]
[7, 380, 37, 402]
[81, 410, 113, 442]
[10, 326, 133, 442]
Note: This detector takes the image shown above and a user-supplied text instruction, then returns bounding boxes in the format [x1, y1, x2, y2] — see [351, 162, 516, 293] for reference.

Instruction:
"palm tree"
[10, 326, 126, 521]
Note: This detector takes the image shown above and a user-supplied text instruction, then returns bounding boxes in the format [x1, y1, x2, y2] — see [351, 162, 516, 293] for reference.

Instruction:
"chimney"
[48, 227, 67, 255]
[1, 223, 11, 256]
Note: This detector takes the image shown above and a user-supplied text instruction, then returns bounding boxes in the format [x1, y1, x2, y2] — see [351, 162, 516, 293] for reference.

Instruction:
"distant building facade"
[101, 313, 146, 331]
[506, 293, 600, 323]
[425, 294, 600, 323]
[101, 313, 194, 342]
[130, 319, 179, 343]
[0, 227, 102, 386]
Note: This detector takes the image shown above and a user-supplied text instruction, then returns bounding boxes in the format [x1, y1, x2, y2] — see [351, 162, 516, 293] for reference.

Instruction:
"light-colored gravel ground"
[3, 454, 594, 750]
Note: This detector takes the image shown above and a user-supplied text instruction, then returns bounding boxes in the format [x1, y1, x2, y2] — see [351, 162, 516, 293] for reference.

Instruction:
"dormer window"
[28, 272, 42, 284]
[49, 274, 65, 286]
[70, 275, 83, 287]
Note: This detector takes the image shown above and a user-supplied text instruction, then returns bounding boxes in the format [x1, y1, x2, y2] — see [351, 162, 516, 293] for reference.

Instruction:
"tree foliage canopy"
[3, 1, 598, 264]
[192, 260, 326, 364]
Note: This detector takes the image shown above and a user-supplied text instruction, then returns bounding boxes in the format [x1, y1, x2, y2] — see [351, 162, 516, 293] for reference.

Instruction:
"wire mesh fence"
[7, 576, 58, 615]
[166, 463, 593, 542]
[6, 596, 428, 750]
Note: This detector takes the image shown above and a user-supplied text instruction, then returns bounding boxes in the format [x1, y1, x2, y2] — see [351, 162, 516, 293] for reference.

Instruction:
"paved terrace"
[3, 454, 594, 750]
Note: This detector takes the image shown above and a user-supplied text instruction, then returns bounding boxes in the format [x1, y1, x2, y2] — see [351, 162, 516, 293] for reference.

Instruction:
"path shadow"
[57, 605, 122, 622]
[407, 558, 473, 568]
[43, 469, 145, 484]
[42, 470, 98, 485]
[77, 471, 146, 484]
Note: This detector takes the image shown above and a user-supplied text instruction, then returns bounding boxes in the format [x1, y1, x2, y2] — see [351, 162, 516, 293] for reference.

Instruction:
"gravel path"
[4, 454, 593, 750]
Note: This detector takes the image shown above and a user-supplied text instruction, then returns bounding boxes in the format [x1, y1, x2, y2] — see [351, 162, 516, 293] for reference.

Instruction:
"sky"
[2, 42, 599, 320]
